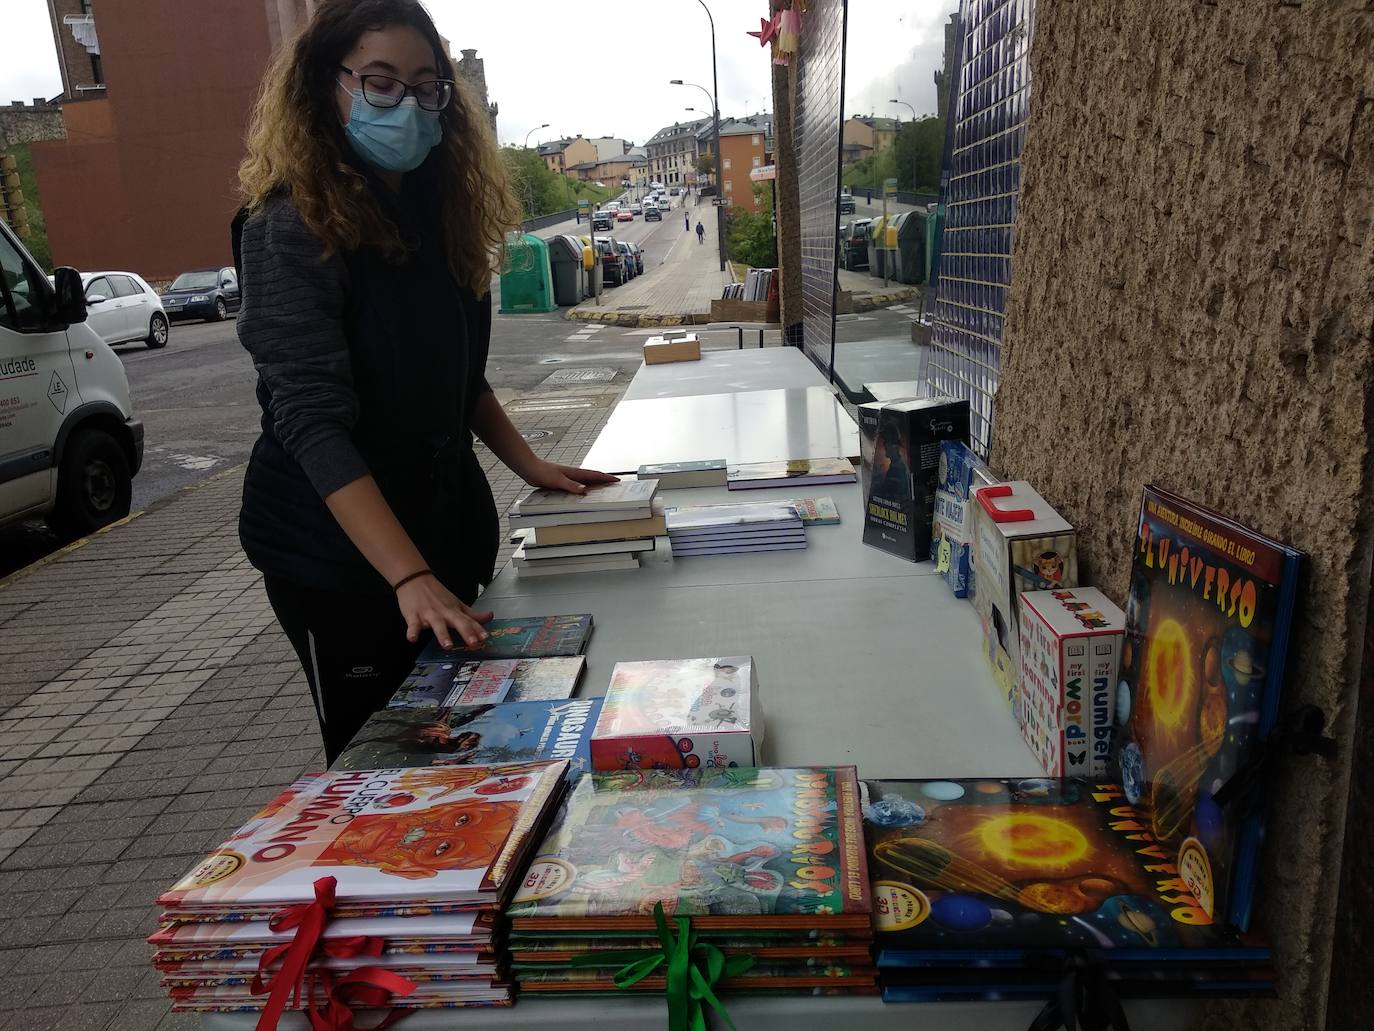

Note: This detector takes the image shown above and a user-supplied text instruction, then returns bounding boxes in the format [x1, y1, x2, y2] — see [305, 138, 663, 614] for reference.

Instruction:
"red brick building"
[30, 0, 312, 279]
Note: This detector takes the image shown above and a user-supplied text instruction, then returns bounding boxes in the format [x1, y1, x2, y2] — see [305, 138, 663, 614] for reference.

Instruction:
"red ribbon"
[252, 876, 338, 1031]
[306, 967, 416, 1031]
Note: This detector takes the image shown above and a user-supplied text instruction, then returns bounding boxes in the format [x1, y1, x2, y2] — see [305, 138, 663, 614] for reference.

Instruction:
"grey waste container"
[547, 234, 587, 306]
[887, 212, 927, 285]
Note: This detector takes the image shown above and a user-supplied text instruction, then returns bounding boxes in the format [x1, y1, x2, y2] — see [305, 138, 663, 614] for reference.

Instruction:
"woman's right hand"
[396, 573, 493, 649]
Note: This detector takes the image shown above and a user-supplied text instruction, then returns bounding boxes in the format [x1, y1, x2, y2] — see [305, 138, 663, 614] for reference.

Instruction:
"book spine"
[1062, 636, 1090, 775]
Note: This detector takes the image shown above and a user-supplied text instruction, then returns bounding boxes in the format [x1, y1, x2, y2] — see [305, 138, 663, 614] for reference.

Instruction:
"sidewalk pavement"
[568, 200, 732, 327]
[0, 390, 621, 1031]
[837, 266, 920, 312]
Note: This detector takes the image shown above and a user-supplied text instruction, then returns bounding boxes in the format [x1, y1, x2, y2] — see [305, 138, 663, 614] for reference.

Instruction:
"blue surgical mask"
[338, 86, 442, 173]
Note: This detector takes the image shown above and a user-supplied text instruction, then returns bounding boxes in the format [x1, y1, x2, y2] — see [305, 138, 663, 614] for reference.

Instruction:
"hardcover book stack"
[859, 486, 1301, 1005]
[506, 766, 879, 997]
[727, 457, 856, 491]
[665, 500, 806, 558]
[509, 481, 663, 576]
[150, 762, 570, 1015]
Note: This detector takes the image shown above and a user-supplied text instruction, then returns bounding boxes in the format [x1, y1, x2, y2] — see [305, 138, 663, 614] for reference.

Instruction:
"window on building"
[723, 157, 731, 171]
[0, 230, 46, 331]
[91, 54, 104, 85]
[80, 0, 93, 12]
[725, 180, 733, 193]
[752, 156, 761, 167]
[752, 134, 760, 146]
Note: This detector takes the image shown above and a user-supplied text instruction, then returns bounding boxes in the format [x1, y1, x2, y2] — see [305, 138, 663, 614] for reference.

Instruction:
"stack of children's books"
[508, 480, 663, 576]
[394, 614, 594, 708]
[726, 457, 857, 491]
[506, 766, 879, 997]
[664, 500, 806, 558]
[149, 762, 570, 1015]
[859, 486, 1301, 1007]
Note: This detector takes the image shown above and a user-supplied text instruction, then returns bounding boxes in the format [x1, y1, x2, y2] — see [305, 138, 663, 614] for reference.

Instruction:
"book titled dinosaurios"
[159, 762, 567, 913]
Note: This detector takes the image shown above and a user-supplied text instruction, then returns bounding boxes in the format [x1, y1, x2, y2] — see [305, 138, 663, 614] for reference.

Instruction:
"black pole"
[697, 0, 726, 273]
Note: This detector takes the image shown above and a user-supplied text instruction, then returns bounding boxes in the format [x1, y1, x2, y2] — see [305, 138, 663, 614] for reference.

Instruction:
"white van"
[0, 219, 143, 538]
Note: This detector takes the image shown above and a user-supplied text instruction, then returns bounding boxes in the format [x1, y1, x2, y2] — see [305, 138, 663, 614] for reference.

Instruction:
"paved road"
[0, 292, 748, 577]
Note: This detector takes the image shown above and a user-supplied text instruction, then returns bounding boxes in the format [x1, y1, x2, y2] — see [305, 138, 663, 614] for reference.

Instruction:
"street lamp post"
[676, 0, 725, 272]
[524, 122, 550, 149]
[888, 100, 916, 196]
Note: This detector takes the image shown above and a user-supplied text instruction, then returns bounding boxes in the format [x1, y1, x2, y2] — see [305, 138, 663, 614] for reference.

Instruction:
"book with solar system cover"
[860, 778, 1268, 966]
[1116, 486, 1302, 933]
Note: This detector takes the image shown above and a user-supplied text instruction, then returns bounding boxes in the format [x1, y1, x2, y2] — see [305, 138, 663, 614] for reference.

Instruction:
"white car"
[82, 271, 169, 349]
[1, 220, 144, 536]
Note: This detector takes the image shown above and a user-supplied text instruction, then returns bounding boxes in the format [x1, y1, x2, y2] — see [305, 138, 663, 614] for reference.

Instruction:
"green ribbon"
[568, 902, 756, 1031]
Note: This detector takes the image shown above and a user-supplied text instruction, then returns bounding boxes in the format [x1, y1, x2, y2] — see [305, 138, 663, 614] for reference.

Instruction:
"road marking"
[147, 445, 222, 471]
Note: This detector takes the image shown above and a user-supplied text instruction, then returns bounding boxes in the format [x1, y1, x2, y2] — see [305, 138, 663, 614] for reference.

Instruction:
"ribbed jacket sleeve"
[235, 196, 370, 498]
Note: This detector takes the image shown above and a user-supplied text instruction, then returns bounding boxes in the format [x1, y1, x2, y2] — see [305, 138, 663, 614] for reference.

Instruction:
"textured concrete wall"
[992, 2, 1374, 1028]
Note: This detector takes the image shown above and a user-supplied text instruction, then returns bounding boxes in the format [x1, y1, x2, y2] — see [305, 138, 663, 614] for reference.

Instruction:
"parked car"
[839, 192, 857, 215]
[626, 241, 644, 275]
[594, 236, 626, 286]
[591, 211, 613, 232]
[159, 267, 241, 322]
[617, 241, 639, 279]
[80, 271, 169, 349]
[0, 218, 144, 537]
[615, 209, 634, 223]
[644, 205, 662, 222]
[669, 186, 681, 196]
[843, 218, 873, 270]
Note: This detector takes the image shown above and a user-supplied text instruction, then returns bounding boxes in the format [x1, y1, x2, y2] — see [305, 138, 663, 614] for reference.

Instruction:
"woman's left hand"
[520, 458, 619, 495]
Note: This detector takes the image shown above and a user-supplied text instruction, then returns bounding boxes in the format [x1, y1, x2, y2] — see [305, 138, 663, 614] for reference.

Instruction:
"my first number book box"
[1017, 586, 1125, 777]
[970, 481, 1078, 718]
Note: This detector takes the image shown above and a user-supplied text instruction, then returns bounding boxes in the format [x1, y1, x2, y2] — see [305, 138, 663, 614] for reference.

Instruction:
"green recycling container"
[498, 233, 557, 314]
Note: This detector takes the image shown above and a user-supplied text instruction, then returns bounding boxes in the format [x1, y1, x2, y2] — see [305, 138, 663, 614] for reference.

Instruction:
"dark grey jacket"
[234, 183, 498, 596]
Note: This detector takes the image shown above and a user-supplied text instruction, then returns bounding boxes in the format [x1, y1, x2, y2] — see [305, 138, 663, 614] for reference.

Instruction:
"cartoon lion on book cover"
[319, 797, 520, 879]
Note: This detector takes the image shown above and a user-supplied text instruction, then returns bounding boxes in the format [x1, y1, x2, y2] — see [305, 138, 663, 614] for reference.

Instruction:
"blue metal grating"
[794, 0, 848, 377]
[927, 0, 1035, 458]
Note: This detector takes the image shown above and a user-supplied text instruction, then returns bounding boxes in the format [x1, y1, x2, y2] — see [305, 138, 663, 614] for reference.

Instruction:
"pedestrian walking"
[232, 0, 616, 764]
[867, 189, 873, 204]
[696, 221, 705, 244]
[684, 210, 690, 231]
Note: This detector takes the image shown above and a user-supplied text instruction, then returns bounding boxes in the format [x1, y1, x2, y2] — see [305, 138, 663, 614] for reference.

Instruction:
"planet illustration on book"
[1114, 898, 1160, 945]
[1119, 743, 1145, 804]
[866, 794, 925, 827]
[1014, 779, 1054, 798]
[1225, 649, 1264, 688]
[1116, 680, 1132, 725]
[920, 781, 965, 801]
[930, 893, 992, 931]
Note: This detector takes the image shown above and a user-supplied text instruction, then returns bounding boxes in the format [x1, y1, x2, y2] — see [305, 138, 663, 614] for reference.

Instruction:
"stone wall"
[0, 102, 65, 150]
[991, 2, 1374, 1028]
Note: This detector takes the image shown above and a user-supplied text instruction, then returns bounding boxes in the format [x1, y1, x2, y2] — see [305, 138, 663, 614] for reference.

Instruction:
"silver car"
[82, 271, 170, 349]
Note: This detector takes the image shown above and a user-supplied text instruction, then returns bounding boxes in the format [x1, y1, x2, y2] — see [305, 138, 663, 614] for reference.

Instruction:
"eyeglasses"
[337, 65, 454, 111]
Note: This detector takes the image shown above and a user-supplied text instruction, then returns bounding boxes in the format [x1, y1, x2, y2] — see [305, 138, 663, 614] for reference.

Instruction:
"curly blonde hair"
[238, 0, 520, 294]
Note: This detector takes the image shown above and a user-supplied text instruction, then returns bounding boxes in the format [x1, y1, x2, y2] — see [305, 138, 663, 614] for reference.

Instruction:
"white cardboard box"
[1017, 587, 1124, 777]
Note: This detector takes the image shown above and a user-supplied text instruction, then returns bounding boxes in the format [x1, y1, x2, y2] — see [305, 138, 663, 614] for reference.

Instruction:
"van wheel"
[147, 312, 169, 349]
[48, 429, 132, 539]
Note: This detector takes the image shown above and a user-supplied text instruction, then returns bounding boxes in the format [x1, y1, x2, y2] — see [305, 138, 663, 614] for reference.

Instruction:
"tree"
[501, 146, 573, 218]
[697, 153, 715, 177]
[724, 183, 777, 269]
[892, 116, 945, 193]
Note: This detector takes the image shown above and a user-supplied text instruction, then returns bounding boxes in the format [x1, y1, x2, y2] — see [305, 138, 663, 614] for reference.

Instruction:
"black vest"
[235, 167, 498, 597]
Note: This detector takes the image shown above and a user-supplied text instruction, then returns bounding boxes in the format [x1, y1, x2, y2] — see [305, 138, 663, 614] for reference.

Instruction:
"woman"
[234, 0, 615, 764]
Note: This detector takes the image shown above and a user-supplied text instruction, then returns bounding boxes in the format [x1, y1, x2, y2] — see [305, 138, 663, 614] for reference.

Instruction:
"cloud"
[0, 4, 63, 104]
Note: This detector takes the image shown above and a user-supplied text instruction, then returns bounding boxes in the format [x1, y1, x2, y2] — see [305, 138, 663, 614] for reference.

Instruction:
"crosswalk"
[564, 324, 605, 343]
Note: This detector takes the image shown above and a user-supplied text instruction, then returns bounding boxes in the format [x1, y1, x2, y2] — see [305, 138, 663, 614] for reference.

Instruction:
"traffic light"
[0, 152, 29, 238]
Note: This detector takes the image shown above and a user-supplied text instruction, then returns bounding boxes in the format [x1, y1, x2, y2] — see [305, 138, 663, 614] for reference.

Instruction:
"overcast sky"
[0, 1, 958, 144]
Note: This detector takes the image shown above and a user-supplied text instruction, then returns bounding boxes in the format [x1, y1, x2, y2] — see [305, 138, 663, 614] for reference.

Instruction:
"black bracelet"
[392, 568, 434, 592]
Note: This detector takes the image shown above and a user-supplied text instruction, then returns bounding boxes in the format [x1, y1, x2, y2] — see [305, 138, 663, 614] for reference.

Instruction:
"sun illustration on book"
[320, 798, 519, 879]
[973, 813, 1089, 871]
[1142, 618, 1196, 741]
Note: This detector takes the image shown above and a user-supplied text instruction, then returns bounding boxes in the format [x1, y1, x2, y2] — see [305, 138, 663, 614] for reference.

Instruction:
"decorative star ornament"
[748, 13, 780, 47]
